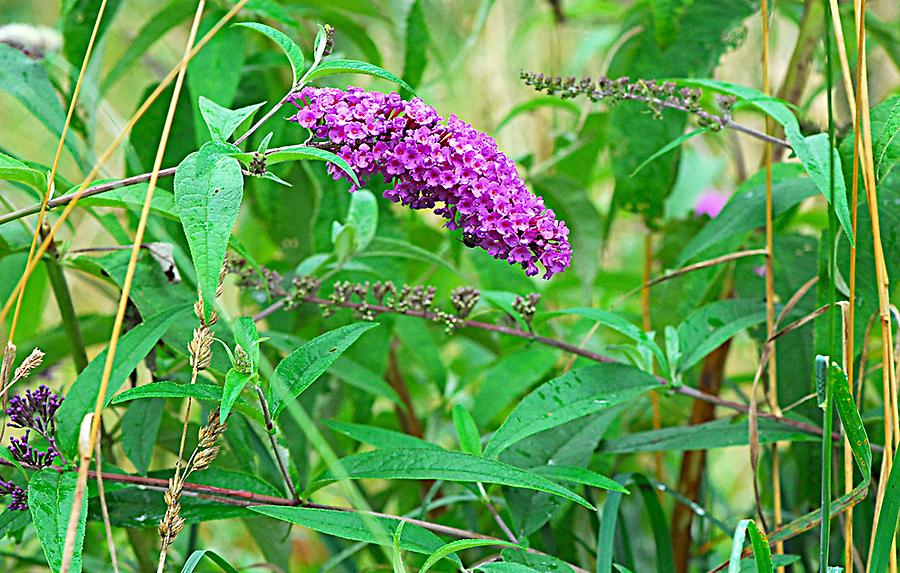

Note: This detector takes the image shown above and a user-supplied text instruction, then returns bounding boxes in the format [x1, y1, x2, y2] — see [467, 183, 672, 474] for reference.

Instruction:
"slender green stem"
[44, 247, 88, 372]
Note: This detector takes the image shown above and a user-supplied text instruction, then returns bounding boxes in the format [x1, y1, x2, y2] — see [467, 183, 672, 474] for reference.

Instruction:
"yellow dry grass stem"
[847, 1, 900, 572]
[642, 233, 664, 484]
[760, 1, 784, 564]
[54, 1, 251, 570]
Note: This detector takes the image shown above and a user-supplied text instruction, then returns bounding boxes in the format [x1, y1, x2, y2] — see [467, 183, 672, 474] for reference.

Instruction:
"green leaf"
[101, 0, 195, 91]
[234, 22, 304, 84]
[199, 98, 266, 143]
[121, 398, 164, 474]
[476, 564, 542, 573]
[600, 417, 817, 453]
[874, 96, 900, 183]
[553, 307, 668, 374]
[181, 550, 240, 573]
[650, 0, 693, 48]
[232, 145, 360, 187]
[0, 151, 47, 192]
[221, 369, 255, 421]
[528, 465, 628, 493]
[452, 405, 482, 456]
[0, 45, 84, 167]
[502, 549, 574, 572]
[307, 448, 594, 509]
[870, 449, 900, 573]
[55, 305, 191, 459]
[304, 59, 415, 93]
[77, 183, 179, 219]
[174, 141, 244, 320]
[248, 506, 448, 555]
[679, 79, 853, 244]
[324, 420, 438, 450]
[676, 300, 768, 372]
[268, 323, 379, 417]
[483, 363, 659, 458]
[401, 0, 429, 92]
[727, 519, 773, 573]
[234, 316, 261, 372]
[677, 163, 818, 264]
[473, 346, 557, 425]
[630, 127, 710, 177]
[347, 190, 378, 251]
[111, 382, 236, 404]
[480, 291, 529, 331]
[359, 237, 460, 274]
[29, 470, 87, 573]
[420, 539, 520, 573]
[61, 0, 123, 66]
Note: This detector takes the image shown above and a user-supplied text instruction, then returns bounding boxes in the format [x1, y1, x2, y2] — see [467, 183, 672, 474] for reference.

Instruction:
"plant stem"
[43, 238, 88, 372]
[256, 385, 299, 499]
[821, 361, 835, 573]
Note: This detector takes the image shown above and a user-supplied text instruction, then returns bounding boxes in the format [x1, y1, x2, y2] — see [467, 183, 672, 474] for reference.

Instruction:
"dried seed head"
[192, 445, 221, 472]
[1, 342, 16, 387]
[11, 347, 44, 384]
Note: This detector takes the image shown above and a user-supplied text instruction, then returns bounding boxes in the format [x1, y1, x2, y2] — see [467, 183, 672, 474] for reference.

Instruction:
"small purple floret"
[0, 480, 27, 511]
[287, 87, 572, 279]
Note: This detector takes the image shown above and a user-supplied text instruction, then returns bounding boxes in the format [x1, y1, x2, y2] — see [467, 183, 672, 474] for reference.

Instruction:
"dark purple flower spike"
[287, 87, 572, 279]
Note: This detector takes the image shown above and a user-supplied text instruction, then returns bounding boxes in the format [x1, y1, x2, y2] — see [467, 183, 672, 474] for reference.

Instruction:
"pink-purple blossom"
[694, 189, 729, 218]
[287, 87, 572, 279]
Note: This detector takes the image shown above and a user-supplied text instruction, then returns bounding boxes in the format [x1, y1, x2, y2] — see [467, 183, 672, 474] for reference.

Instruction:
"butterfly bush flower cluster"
[287, 87, 572, 278]
[1, 385, 64, 510]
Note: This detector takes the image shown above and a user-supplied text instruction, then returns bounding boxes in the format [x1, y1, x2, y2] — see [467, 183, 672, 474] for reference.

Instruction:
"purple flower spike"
[0, 480, 27, 511]
[7, 384, 63, 438]
[287, 87, 572, 279]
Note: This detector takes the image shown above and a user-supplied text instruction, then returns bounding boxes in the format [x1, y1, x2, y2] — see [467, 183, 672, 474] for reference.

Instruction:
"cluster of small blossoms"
[287, 87, 572, 279]
[0, 480, 27, 511]
[521, 72, 737, 130]
[6, 385, 63, 468]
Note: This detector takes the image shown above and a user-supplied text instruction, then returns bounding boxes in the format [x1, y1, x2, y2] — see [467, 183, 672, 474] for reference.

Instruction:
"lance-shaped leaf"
[29, 470, 87, 573]
[268, 323, 378, 417]
[199, 97, 265, 142]
[175, 141, 244, 320]
[307, 448, 594, 509]
[484, 363, 659, 458]
[304, 59, 414, 93]
[234, 22, 304, 84]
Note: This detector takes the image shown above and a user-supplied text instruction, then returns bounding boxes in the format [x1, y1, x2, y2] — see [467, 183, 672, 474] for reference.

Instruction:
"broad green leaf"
[304, 59, 415, 93]
[452, 405, 482, 456]
[420, 539, 520, 573]
[0, 509, 31, 540]
[528, 465, 627, 493]
[307, 449, 594, 509]
[111, 382, 236, 404]
[29, 470, 87, 573]
[496, 96, 580, 131]
[0, 448, 26, 478]
[199, 97, 265, 143]
[650, 0, 693, 48]
[676, 163, 818, 264]
[553, 307, 668, 374]
[248, 506, 448, 555]
[484, 363, 659, 458]
[607, 1, 756, 227]
[600, 417, 817, 453]
[347, 190, 378, 251]
[727, 519, 772, 573]
[680, 78, 853, 243]
[268, 323, 378, 417]
[473, 347, 557, 425]
[401, 0, 429, 91]
[0, 151, 47, 192]
[121, 398, 164, 474]
[234, 22, 304, 84]
[181, 550, 240, 573]
[77, 183, 179, 219]
[101, 0, 195, 91]
[55, 305, 191, 459]
[174, 141, 244, 320]
[232, 145, 360, 187]
[221, 369, 255, 421]
[324, 420, 438, 450]
[676, 300, 768, 372]
[501, 548, 574, 572]
[0, 45, 84, 167]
